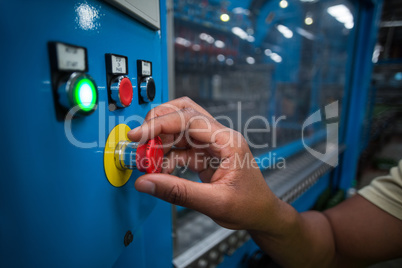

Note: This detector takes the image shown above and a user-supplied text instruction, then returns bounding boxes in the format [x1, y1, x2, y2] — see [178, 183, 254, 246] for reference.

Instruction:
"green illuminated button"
[73, 77, 97, 112]
[58, 72, 98, 115]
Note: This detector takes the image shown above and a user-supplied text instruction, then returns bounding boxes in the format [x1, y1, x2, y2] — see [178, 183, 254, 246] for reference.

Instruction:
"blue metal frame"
[338, 0, 383, 190]
[255, 130, 327, 170]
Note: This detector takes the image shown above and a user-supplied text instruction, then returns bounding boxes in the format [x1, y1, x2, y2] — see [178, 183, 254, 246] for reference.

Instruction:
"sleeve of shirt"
[358, 160, 402, 220]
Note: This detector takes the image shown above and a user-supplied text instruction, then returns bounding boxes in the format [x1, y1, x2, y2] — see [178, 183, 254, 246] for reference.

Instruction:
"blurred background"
[169, 0, 402, 267]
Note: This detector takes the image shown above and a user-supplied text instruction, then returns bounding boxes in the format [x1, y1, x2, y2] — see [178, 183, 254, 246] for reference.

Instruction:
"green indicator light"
[74, 78, 97, 112]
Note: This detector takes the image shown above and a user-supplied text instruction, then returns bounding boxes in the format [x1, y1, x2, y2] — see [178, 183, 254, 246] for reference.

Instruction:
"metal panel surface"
[0, 0, 170, 267]
[105, 0, 161, 29]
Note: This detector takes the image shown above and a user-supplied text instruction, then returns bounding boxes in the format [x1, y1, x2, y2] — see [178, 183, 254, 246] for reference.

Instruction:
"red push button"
[136, 137, 164, 173]
[115, 136, 164, 173]
[118, 77, 133, 107]
[110, 76, 133, 108]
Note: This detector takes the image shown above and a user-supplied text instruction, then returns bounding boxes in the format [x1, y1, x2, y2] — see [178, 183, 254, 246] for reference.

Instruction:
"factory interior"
[1, 0, 401, 267]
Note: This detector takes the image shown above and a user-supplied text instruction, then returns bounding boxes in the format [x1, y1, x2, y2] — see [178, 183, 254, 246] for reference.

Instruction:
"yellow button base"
[104, 124, 132, 187]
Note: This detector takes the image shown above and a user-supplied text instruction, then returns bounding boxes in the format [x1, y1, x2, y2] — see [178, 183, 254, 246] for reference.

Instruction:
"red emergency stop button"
[118, 77, 133, 107]
[110, 76, 133, 108]
[115, 136, 164, 173]
[136, 137, 164, 173]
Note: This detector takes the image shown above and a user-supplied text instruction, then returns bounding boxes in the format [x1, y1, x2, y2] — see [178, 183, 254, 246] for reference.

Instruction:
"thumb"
[134, 173, 225, 214]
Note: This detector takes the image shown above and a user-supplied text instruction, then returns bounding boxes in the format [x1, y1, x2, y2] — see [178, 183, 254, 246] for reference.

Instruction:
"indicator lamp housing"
[58, 72, 98, 116]
[48, 41, 98, 121]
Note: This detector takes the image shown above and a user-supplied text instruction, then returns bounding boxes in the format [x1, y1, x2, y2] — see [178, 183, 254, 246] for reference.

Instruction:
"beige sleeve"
[358, 160, 402, 220]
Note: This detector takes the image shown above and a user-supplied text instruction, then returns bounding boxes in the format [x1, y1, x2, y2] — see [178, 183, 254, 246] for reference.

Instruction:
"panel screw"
[124, 230, 134, 247]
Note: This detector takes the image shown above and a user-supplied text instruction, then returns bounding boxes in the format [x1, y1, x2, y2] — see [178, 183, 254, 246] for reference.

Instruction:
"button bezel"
[140, 76, 156, 103]
[110, 76, 133, 108]
[105, 53, 131, 111]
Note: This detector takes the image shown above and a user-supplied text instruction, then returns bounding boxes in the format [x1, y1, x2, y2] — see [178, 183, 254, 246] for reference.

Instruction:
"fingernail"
[137, 180, 155, 195]
[128, 126, 141, 135]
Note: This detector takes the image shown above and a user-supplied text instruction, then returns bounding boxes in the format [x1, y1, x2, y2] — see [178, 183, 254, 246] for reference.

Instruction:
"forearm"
[249, 199, 336, 268]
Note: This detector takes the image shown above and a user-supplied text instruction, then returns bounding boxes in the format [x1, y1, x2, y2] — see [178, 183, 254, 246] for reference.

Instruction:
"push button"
[115, 137, 163, 173]
[104, 125, 163, 187]
[48, 41, 97, 120]
[58, 72, 98, 115]
[110, 76, 133, 108]
[137, 60, 155, 104]
[139, 76, 155, 103]
[105, 53, 132, 110]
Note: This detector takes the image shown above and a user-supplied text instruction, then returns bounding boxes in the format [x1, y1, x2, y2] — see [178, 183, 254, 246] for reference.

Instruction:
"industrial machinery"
[0, 0, 170, 267]
[0, 0, 382, 267]
[171, 0, 383, 266]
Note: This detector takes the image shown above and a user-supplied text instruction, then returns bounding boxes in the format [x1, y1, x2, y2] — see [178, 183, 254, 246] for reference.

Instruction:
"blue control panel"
[0, 0, 171, 267]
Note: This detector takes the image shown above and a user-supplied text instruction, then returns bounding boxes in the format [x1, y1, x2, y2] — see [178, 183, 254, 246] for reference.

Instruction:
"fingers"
[163, 148, 218, 182]
[198, 167, 217, 183]
[135, 173, 227, 216]
[144, 96, 211, 122]
[157, 134, 174, 154]
[141, 97, 211, 154]
[128, 107, 230, 155]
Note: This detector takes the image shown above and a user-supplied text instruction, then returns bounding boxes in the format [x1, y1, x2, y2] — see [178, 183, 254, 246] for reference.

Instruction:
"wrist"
[249, 196, 300, 238]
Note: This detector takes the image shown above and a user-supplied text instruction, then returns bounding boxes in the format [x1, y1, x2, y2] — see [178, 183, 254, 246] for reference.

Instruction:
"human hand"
[128, 97, 280, 231]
